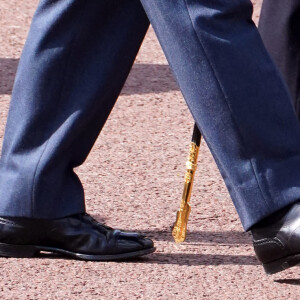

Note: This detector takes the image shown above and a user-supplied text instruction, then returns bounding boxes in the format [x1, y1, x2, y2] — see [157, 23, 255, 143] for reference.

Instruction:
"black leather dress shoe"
[0, 213, 155, 260]
[251, 203, 300, 274]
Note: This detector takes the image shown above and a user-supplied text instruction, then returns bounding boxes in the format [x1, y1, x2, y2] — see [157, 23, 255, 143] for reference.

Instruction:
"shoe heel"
[263, 260, 289, 275]
[0, 242, 39, 258]
[263, 254, 300, 275]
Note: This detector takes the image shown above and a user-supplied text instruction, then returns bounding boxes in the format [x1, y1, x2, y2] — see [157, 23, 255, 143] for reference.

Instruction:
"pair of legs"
[2, 0, 300, 229]
[259, 0, 300, 118]
[1, 0, 300, 270]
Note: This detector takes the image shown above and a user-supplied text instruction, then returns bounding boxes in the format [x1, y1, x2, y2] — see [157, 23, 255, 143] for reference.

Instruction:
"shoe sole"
[263, 253, 300, 275]
[0, 242, 156, 261]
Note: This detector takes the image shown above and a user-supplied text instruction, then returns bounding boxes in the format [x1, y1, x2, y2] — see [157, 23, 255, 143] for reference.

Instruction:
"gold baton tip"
[172, 140, 200, 243]
[172, 204, 191, 243]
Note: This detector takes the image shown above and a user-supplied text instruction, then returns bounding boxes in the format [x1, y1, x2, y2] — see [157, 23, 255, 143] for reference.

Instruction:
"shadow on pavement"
[140, 253, 260, 266]
[16, 252, 300, 271]
[0, 58, 178, 95]
[0, 58, 19, 94]
[274, 279, 300, 286]
[122, 63, 179, 95]
[139, 229, 252, 245]
[34, 252, 260, 266]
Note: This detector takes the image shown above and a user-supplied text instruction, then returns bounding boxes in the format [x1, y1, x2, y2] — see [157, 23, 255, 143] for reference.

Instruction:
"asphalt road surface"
[1, 1, 300, 299]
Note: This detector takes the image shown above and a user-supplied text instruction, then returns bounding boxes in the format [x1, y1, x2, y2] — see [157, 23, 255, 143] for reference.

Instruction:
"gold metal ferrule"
[172, 142, 200, 243]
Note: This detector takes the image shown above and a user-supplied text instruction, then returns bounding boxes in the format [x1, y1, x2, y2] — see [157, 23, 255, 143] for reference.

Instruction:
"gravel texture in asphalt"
[1, 1, 300, 299]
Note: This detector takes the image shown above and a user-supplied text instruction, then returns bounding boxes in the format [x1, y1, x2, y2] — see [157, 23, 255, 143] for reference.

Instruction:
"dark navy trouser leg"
[259, 0, 300, 118]
[0, 0, 149, 218]
[140, 0, 300, 229]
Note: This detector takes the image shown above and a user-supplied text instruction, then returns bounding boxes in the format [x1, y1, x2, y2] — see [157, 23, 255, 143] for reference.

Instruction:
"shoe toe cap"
[116, 231, 154, 253]
[140, 237, 154, 249]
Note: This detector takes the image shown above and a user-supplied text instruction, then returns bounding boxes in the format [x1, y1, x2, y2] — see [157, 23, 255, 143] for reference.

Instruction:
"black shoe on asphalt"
[0, 213, 155, 260]
[251, 202, 300, 274]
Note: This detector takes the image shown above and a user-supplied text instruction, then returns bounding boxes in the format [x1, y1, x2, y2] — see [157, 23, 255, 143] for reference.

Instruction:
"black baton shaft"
[192, 123, 201, 146]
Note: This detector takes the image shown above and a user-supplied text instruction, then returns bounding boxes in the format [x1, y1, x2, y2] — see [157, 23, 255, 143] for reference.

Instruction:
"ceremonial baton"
[172, 123, 201, 243]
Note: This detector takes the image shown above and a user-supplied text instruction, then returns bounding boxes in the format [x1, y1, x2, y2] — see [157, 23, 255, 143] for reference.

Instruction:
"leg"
[140, 0, 300, 230]
[259, 0, 300, 118]
[0, 0, 155, 261]
[0, 0, 149, 218]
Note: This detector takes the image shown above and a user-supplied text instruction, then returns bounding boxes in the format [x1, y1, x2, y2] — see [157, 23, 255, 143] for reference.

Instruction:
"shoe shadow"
[274, 279, 300, 286]
[34, 251, 260, 267]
